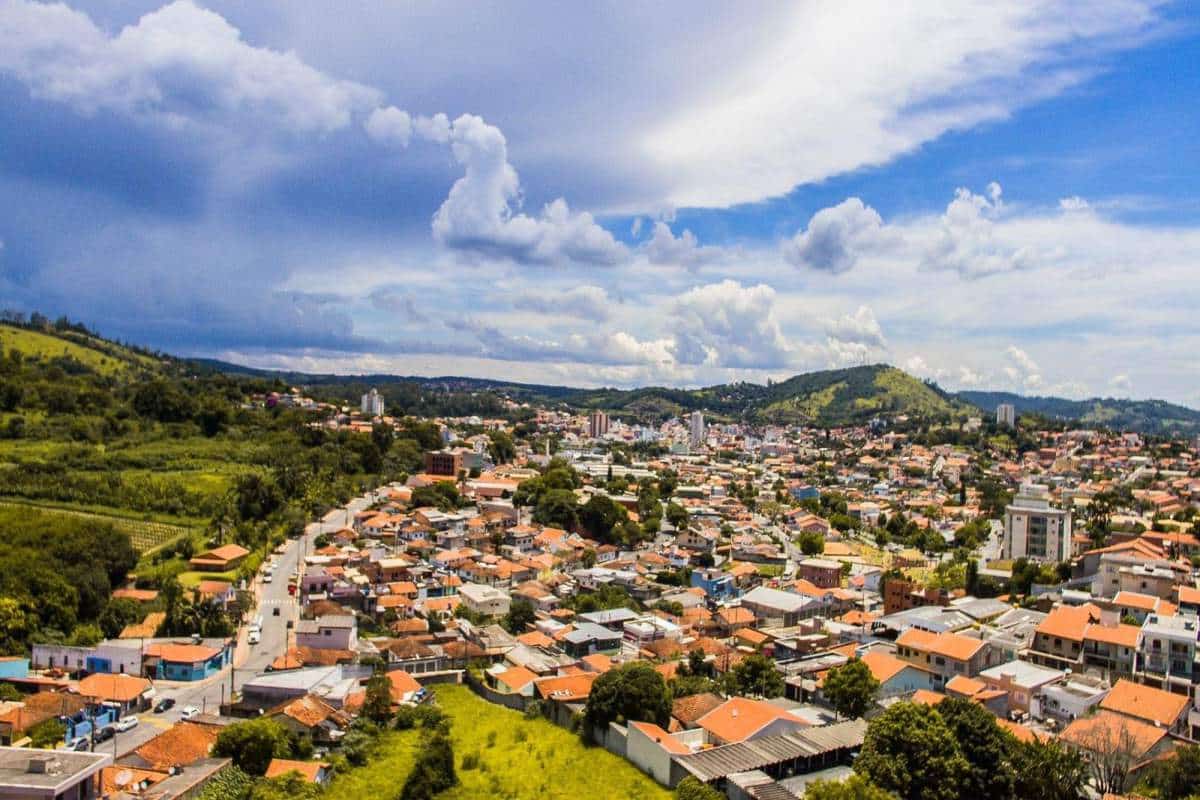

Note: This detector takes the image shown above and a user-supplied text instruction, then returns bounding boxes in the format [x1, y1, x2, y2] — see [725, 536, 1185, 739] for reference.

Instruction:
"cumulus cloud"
[921, 182, 1048, 278]
[364, 106, 412, 147]
[1109, 373, 1131, 393]
[513, 285, 612, 322]
[670, 280, 794, 369]
[643, 222, 726, 268]
[824, 305, 887, 348]
[1003, 345, 1043, 391]
[0, 0, 381, 132]
[431, 114, 627, 266]
[783, 198, 891, 273]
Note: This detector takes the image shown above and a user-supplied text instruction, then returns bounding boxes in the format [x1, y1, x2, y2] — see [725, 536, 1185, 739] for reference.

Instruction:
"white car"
[180, 706, 200, 720]
[263, 573, 273, 583]
[248, 630, 261, 645]
[114, 715, 138, 732]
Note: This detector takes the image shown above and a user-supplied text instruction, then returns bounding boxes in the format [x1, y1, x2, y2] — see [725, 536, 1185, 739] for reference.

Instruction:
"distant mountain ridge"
[957, 390, 1200, 437]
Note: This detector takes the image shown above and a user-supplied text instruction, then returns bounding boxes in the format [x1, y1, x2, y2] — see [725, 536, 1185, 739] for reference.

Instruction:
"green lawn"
[0, 499, 197, 553]
[437, 685, 670, 800]
[326, 729, 425, 798]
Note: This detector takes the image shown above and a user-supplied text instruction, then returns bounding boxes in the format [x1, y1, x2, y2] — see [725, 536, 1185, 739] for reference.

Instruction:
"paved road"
[98, 493, 380, 758]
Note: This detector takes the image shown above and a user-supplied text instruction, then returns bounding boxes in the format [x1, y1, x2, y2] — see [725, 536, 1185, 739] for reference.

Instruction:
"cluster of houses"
[3, 404, 1200, 798]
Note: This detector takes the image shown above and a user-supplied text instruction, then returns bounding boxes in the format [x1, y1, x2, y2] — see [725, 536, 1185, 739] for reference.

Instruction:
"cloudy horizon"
[1, 1, 1197, 404]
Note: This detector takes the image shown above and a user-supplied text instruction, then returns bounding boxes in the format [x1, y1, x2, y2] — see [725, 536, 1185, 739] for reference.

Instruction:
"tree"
[854, 702, 970, 800]
[487, 431, 515, 464]
[675, 776, 725, 800]
[67, 622, 103, 647]
[1071, 713, 1148, 796]
[400, 731, 457, 800]
[361, 671, 394, 723]
[936, 696, 1016, 800]
[584, 662, 671, 734]
[1138, 743, 1200, 800]
[249, 772, 323, 800]
[579, 494, 627, 542]
[532, 488, 580, 530]
[1011, 738, 1087, 800]
[28, 718, 66, 749]
[804, 775, 897, 799]
[213, 718, 291, 776]
[823, 659, 880, 719]
[98, 597, 143, 639]
[721, 653, 784, 698]
[798, 531, 826, 556]
[502, 597, 536, 635]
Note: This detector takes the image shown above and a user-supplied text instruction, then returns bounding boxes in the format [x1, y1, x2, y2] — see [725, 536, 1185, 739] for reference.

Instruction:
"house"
[130, 721, 223, 770]
[188, 544, 250, 573]
[1059, 711, 1175, 791]
[268, 695, 352, 745]
[1028, 603, 1101, 670]
[147, 642, 230, 681]
[1099, 679, 1189, 736]
[458, 583, 511, 617]
[626, 721, 700, 785]
[560, 623, 622, 658]
[264, 758, 332, 785]
[977, 660, 1064, 716]
[740, 586, 818, 627]
[797, 558, 842, 590]
[855, 651, 933, 698]
[77, 673, 153, 715]
[0, 747, 111, 800]
[1136, 613, 1198, 692]
[295, 616, 358, 652]
[895, 628, 996, 690]
[1080, 622, 1140, 677]
[695, 697, 809, 745]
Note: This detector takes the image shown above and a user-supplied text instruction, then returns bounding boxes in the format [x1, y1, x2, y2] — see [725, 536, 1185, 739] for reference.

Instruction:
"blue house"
[691, 568, 738, 601]
[152, 641, 231, 681]
[789, 485, 820, 502]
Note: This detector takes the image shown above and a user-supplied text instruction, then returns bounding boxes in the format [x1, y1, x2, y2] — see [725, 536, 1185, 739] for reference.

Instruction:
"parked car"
[114, 715, 138, 732]
[263, 574, 272, 583]
[69, 737, 89, 751]
[154, 698, 175, 713]
[95, 726, 115, 743]
[180, 706, 200, 720]
[272, 607, 281, 616]
[248, 630, 261, 645]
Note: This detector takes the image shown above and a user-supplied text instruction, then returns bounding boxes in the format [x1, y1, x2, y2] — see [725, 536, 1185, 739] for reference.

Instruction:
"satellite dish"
[115, 769, 134, 787]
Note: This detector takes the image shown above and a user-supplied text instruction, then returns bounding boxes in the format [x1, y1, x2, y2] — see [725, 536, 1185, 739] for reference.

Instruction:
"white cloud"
[643, 4, 1161, 208]
[1004, 345, 1043, 391]
[824, 305, 887, 348]
[783, 198, 891, 273]
[513, 285, 612, 322]
[643, 222, 726, 268]
[670, 280, 794, 369]
[1109, 373, 1131, 393]
[0, 0, 381, 132]
[921, 182, 1050, 278]
[430, 114, 627, 266]
[364, 106, 412, 147]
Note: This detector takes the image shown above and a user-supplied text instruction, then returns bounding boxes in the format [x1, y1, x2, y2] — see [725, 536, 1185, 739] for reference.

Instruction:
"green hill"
[0, 324, 158, 374]
[959, 390, 1200, 436]
[755, 364, 965, 425]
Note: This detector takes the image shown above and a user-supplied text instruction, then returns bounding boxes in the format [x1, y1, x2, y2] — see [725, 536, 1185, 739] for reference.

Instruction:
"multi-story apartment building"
[1002, 483, 1072, 563]
[587, 411, 609, 439]
[1135, 613, 1198, 695]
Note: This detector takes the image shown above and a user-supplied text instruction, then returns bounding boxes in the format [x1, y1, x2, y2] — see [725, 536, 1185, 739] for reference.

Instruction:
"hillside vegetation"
[959, 390, 1200, 436]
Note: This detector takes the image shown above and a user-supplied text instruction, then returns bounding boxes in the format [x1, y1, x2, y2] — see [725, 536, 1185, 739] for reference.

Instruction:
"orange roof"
[945, 675, 988, 697]
[271, 695, 346, 728]
[896, 628, 984, 662]
[859, 651, 919, 684]
[1177, 585, 1200, 605]
[717, 607, 755, 625]
[1060, 710, 1169, 756]
[151, 643, 221, 663]
[997, 717, 1040, 743]
[1100, 679, 1188, 727]
[1083, 623, 1141, 648]
[387, 670, 422, 700]
[581, 654, 614, 673]
[1035, 603, 1101, 642]
[100, 766, 167, 795]
[495, 666, 538, 691]
[911, 689, 947, 705]
[697, 697, 807, 743]
[534, 672, 597, 701]
[135, 722, 221, 770]
[78, 673, 152, 703]
[264, 759, 328, 782]
[111, 588, 159, 602]
[1113, 591, 1163, 612]
[196, 544, 250, 562]
[517, 630, 555, 648]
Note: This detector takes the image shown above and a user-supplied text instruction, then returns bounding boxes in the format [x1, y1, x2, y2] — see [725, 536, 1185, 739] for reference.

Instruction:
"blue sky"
[0, 1, 1198, 404]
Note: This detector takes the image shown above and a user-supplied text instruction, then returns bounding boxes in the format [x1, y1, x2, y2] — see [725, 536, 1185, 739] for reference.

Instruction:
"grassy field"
[0, 499, 196, 553]
[332, 685, 673, 800]
[0, 326, 144, 374]
[438, 685, 670, 800]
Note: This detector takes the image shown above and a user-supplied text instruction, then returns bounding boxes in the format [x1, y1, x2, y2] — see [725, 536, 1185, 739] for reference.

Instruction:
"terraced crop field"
[0, 500, 194, 553]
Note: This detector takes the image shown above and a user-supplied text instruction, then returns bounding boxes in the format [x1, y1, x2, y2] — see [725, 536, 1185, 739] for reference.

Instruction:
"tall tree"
[823, 659, 880, 719]
[854, 702, 970, 800]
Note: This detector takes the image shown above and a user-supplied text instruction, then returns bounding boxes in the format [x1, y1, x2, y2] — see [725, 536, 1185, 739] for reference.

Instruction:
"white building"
[458, 583, 512, 617]
[689, 410, 705, 448]
[361, 388, 385, 417]
[1002, 482, 1072, 563]
[996, 403, 1016, 427]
